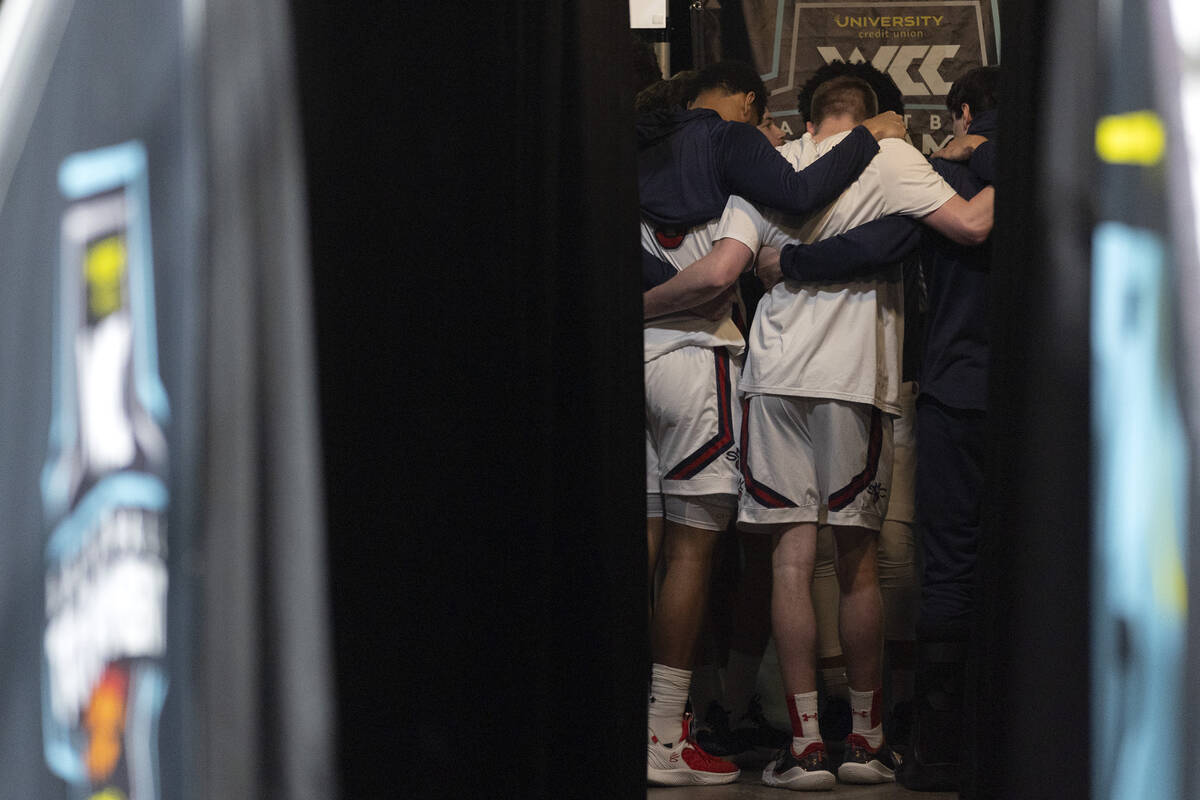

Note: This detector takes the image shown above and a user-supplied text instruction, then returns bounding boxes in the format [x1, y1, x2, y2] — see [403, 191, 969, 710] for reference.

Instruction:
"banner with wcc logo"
[740, 0, 1000, 152]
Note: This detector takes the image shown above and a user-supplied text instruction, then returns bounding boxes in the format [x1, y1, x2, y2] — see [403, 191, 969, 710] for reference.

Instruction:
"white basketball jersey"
[715, 130, 956, 414]
[641, 216, 746, 363]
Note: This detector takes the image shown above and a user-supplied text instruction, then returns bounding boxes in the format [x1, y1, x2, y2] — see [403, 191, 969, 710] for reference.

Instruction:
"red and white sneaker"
[647, 712, 741, 786]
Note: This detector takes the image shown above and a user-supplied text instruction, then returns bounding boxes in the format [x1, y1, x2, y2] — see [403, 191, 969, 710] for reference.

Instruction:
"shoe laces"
[772, 740, 825, 773]
[682, 714, 718, 756]
[682, 721, 736, 770]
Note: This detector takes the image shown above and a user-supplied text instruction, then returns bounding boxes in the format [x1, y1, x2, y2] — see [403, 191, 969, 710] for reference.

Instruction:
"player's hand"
[691, 286, 736, 320]
[863, 111, 906, 141]
[932, 133, 987, 161]
[755, 246, 783, 290]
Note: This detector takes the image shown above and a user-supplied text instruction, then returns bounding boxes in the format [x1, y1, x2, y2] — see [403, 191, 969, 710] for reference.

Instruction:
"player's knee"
[663, 493, 737, 532]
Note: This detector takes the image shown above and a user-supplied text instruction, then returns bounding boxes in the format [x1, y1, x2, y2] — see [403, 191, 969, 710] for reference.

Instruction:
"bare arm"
[919, 186, 994, 246]
[643, 238, 755, 319]
[931, 133, 988, 162]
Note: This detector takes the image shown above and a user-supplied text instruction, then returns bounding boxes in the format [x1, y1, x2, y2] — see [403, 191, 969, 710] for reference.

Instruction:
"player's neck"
[811, 114, 860, 143]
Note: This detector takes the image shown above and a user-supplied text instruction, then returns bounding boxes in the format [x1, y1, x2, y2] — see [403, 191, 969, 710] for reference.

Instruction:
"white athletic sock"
[648, 663, 692, 742]
[785, 691, 822, 754]
[849, 687, 884, 748]
[723, 649, 762, 723]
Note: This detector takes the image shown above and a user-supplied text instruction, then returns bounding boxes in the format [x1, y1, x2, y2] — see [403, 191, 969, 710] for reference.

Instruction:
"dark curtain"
[197, 0, 337, 797]
[980, 0, 1095, 797]
[291, 3, 648, 797]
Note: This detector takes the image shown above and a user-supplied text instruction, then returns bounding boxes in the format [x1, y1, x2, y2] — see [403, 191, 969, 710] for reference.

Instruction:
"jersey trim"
[738, 397, 797, 509]
[664, 348, 735, 480]
[828, 407, 883, 511]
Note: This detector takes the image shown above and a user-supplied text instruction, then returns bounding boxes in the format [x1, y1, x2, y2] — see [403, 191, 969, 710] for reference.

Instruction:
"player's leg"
[771, 523, 821, 699]
[647, 519, 715, 752]
[717, 528, 788, 758]
[652, 515, 725, 669]
[877, 518, 917, 740]
[812, 524, 852, 742]
[647, 504, 741, 786]
[647, 511, 664, 626]
[690, 526, 737, 751]
[759, 521, 835, 790]
[878, 382, 919, 743]
[816, 400, 898, 785]
[646, 419, 666, 623]
[738, 394, 835, 790]
[644, 346, 742, 786]
[834, 524, 901, 785]
[833, 526, 884, 696]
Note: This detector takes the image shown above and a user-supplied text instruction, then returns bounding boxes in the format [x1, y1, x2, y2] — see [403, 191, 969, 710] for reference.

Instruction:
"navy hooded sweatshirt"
[638, 107, 879, 287]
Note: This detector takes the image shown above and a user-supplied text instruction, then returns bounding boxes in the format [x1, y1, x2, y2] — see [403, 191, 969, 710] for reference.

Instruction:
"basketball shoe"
[647, 712, 740, 786]
[761, 741, 836, 791]
[836, 733, 901, 784]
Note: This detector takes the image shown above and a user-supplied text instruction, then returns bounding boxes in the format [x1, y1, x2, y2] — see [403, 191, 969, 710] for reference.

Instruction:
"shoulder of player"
[778, 138, 805, 157]
[877, 137, 926, 157]
[873, 138, 938, 171]
[778, 132, 829, 168]
[776, 137, 810, 169]
[930, 156, 984, 194]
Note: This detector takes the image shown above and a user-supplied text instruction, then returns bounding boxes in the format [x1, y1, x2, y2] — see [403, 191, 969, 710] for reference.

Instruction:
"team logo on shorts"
[866, 481, 888, 503]
[654, 226, 687, 250]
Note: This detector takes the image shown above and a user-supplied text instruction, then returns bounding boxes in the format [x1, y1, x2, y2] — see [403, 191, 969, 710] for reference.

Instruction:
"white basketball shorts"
[645, 345, 742, 499]
[738, 394, 893, 531]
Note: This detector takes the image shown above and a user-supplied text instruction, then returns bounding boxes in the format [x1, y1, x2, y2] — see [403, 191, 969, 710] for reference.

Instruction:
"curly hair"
[634, 70, 699, 114]
[692, 60, 767, 123]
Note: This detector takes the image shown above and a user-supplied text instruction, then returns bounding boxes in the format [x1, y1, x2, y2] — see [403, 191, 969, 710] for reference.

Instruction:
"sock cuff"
[785, 690, 820, 739]
[651, 663, 692, 686]
[848, 686, 883, 730]
[649, 663, 692, 727]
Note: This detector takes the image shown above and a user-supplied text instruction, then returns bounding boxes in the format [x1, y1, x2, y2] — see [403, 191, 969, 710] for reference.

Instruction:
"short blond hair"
[809, 76, 878, 127]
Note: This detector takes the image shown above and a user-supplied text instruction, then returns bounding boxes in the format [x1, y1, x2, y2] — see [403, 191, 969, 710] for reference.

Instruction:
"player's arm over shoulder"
[876, 140, 994, 247]
[920, 186, 994, 246]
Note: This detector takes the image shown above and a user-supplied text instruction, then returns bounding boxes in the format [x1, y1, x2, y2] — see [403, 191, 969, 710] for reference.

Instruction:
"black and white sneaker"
[761, 741, 836, 791]
[837, 733, 901, 784]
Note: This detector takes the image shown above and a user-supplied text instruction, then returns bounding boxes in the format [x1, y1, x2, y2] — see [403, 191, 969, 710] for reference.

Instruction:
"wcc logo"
[817, 44, 961, 96]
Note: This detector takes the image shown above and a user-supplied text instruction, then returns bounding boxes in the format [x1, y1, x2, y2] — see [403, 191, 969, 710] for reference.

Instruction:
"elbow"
[962, 217, 992, 246]
[717, 261, 745, 288]
[964, 227, 990, 246]
[696, 270, 731, 294]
